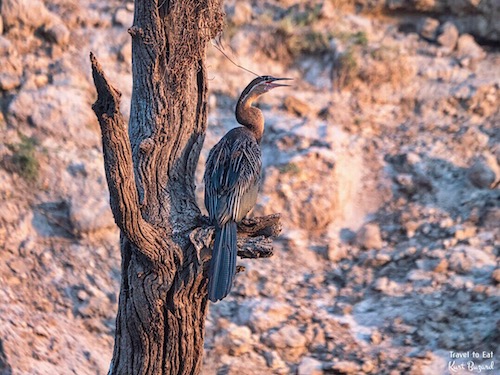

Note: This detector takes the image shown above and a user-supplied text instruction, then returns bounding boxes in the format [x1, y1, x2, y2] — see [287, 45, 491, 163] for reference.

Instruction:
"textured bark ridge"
[90, 1, 281, 374]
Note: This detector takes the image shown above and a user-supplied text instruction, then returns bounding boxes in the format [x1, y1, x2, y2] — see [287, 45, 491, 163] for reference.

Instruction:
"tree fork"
[90, 1, 281, 374]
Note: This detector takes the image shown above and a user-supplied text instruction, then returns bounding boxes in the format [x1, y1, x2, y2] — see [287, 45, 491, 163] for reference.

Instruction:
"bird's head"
[240, 76, 292, 101]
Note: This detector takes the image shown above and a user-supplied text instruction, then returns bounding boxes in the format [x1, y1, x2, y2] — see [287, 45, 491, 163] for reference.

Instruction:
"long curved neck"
[235, 93, 264, 142]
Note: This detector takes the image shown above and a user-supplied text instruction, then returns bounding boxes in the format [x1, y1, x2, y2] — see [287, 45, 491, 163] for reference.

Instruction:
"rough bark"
[90, 1, 281, 375]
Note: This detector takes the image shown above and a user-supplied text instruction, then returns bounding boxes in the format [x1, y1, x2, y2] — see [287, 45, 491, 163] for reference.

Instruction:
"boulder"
[298, 356, 323, 375]
[230, 2, 252, 26]
[467, 155, 499, 189]
[456, 34, 486, 68]
[418, 17, 440, 41]
[356, 223, 383, 250]
[437, 21, 459, 49]
[41, 22, 70, 46]
[113, 7, 133, 27]
[355, 0, 500, 43]
[1, 0, 52, 30]
[0, 36, 22, 91]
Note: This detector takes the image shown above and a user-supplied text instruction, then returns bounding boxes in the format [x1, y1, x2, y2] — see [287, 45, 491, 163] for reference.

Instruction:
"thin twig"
[211, 35, 261, 77]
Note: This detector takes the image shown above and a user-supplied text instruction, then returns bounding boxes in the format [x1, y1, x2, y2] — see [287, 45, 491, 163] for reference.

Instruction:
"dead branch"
[237, 236, 274, 259]
[189, 214, 281, 263]
[90, 52, 167, 262]
[238, 213, 282, 237]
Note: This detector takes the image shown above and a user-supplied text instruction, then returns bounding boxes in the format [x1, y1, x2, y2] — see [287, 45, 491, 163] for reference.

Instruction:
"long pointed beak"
[268, 77, 293, 88]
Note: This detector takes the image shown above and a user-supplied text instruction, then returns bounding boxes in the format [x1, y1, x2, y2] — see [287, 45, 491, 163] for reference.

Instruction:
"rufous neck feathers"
[235, 92, 265, 142]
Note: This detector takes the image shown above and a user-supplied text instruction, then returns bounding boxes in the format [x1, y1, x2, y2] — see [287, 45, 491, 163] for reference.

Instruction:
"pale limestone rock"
[298, 356, 323, 375]
[437, 21, 459, 49]
[238, 299, 293, 332]
[356, 223, 383, 250]
[418, 17, 439, 41]
[230, 2, 252, 26]
[1, 0, 52, 30]
[0, 36, 22, 91]
[42, 22, 70, 46]
[457, 34, 486, 68]
[113, 7, 133, 27]
[467, 156, 499, 189]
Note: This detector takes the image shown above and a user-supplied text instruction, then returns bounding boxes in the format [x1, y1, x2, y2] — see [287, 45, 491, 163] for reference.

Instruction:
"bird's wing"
[204, 135, 261, 225]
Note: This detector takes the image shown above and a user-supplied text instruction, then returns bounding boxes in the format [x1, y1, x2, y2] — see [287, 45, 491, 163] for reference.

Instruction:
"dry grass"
[360, 46, 416, 88]
[328, 0, 356, 11]
[4, 135, 40, 182]
[253, 2, 414, 92]
[336, 47, 359, 89]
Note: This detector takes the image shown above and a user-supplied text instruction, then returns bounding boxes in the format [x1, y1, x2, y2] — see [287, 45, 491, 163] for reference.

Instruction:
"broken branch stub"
[189, 213, 281, 263]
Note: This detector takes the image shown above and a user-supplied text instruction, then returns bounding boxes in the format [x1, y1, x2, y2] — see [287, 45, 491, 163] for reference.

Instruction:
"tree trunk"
[90, 1, 281, 374]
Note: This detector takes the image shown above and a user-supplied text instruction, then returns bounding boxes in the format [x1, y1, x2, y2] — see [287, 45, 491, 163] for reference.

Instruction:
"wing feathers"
[204, 128, 262, 225]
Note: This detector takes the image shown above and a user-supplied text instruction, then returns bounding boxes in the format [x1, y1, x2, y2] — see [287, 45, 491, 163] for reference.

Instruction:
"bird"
[204, 75, 291, 302]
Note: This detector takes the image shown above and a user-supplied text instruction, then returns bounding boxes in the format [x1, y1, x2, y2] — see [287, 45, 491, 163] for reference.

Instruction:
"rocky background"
[0, 0, 498, 374]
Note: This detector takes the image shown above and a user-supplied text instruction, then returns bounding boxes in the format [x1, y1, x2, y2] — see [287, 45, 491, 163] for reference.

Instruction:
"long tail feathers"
[208, 222, 237, 302]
